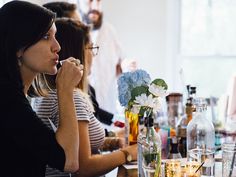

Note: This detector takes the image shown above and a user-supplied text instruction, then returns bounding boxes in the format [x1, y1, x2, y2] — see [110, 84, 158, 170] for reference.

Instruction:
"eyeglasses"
[86, 43, 99, 56]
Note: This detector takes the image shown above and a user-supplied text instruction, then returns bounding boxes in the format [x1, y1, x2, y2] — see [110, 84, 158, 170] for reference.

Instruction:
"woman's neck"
[20, 67, 37, 96]
[23, 77, 34, 96]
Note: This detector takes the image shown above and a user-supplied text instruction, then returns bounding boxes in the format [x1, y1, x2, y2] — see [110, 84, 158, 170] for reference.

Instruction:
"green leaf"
[139, 107, 153, 117]
[151, 79, 168, 90]
[130, 86, 149, 100]
[143, 151, 160, 166]
[127, 100, 134, 110]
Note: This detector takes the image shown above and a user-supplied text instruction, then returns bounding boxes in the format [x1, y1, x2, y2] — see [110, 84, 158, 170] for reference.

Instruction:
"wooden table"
[117, 165, 137, 177]
[116, 162, 222, 177]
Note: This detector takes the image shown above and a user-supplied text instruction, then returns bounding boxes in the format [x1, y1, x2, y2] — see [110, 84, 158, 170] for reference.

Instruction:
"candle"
[165, 160, 181, 177]
[184, 161, 201, 177]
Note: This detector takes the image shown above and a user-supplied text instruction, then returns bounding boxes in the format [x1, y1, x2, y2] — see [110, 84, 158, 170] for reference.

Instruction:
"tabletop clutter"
[117, 69, 236, 177]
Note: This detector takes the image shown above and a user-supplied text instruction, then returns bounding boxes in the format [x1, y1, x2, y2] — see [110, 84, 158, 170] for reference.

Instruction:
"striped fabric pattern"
[32, 90, 105, 177]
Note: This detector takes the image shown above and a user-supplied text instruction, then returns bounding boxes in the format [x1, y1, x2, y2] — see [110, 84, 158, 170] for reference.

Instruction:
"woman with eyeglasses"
[43, 1, 114, 127]
[32, 18, 137, 177]
[0, 1, 82, 176]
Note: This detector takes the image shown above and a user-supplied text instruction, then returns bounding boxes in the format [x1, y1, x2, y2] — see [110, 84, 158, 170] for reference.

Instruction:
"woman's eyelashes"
[42, 33, 50, 40]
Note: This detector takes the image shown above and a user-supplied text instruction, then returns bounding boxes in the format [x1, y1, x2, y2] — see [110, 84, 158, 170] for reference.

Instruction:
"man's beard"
[83, 10, 103, 30]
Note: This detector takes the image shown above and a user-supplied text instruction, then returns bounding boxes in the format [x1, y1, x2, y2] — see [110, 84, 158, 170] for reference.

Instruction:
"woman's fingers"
[56, 57, 84, 90]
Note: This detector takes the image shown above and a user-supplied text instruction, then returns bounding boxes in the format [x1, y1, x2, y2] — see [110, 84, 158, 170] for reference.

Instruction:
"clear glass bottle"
[142, 115, 162, 177]
[187, 97, 215, 177]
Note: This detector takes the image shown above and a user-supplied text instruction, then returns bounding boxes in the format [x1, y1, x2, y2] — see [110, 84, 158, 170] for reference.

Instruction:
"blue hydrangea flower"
[117, 69, 151, 107]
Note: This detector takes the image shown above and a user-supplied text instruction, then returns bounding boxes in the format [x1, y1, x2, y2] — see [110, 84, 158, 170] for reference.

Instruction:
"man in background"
[78, 0, 125, 115]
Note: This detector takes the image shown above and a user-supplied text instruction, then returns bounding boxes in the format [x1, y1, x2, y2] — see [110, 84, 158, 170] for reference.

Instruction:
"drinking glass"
[187, 148, 215, 177]
[164, 159, 181, 177]
[185, 161, 201, 177]
[222, 143, 236, 177]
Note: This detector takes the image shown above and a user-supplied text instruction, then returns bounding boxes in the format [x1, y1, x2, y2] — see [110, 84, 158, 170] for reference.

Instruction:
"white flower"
[134, 94, 161, 112]
[134, 94, 153, 107]
[152, 97, 162, 112]
[149, 84, 167, 97]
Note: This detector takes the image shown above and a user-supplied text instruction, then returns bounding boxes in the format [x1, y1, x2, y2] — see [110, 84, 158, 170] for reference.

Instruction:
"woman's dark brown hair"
[45, 18, 90, 92]
[0, 1, 55, 96]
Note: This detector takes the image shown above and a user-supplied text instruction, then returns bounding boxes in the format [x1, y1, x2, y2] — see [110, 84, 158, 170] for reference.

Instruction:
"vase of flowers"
[118, 69, 168, 145]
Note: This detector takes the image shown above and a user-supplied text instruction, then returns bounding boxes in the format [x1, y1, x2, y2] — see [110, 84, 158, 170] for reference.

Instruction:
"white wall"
[0, 0, 180, 92]
[102, 0, 180, 92]
[102, 0, 167, 79]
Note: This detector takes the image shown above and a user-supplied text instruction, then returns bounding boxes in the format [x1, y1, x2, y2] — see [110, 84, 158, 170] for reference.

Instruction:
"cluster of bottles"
[137, 85, 216, 177]
[164, 86, 204, 158]
[174, 85, 197, 159]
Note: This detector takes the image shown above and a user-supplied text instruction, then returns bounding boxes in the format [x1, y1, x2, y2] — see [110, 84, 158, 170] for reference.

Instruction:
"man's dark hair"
[43, 1, 77, 18]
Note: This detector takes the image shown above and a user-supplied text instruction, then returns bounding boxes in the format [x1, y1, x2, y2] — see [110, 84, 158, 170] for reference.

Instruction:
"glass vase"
[125, 110, 139, 145]
[142, 116, 162, 177]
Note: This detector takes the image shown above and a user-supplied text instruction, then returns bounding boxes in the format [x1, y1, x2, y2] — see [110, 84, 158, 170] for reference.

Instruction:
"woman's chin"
[46, 68, 57, 75]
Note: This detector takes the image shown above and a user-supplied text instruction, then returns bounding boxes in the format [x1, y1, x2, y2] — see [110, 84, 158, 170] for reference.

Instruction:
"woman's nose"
[52, 38, 61, 53]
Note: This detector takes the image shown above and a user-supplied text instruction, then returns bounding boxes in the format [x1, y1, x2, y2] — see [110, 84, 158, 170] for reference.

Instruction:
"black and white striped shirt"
[32, 89, 105, 177]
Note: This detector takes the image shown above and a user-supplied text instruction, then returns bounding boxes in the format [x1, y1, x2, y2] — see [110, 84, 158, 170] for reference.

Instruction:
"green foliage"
[130, 85, 149, 100]
[151, 79, 168, 90]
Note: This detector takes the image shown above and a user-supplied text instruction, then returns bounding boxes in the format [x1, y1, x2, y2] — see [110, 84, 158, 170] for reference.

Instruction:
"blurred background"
[1, 0, 236, 118]
[2, 1, 236, 175]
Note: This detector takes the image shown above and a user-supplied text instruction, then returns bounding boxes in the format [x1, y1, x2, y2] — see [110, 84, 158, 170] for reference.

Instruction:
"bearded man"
[78, 0, 124, 115]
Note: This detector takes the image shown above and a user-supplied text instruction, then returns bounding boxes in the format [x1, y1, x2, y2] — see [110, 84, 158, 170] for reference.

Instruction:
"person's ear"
[16, 50, 23, 66]
[16, 50, 23, 58]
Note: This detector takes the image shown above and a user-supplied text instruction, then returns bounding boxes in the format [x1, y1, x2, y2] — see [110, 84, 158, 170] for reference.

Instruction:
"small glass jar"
[165, 159, 181, 177]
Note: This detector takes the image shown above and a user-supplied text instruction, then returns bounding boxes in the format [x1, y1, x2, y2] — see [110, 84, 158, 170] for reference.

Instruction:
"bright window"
[181, 0, 236, 56]
[180, 0, 236, 97]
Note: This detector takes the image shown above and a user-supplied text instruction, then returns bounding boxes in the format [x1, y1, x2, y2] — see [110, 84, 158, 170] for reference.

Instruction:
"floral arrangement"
[118, 69, 168, 117]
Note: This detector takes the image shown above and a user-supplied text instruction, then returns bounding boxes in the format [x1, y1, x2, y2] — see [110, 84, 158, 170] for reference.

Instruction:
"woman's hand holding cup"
[56, 57, 83, 91]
